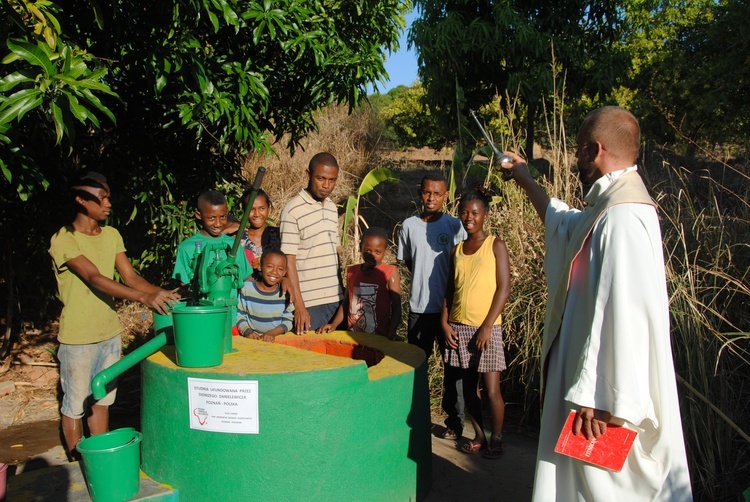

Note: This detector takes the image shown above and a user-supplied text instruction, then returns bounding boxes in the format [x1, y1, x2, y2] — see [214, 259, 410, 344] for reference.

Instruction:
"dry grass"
[117, 301, 158, 350]
[240, 103, 382, 226]
[651, 150, 750, 500]
[238, 101, 405, 284]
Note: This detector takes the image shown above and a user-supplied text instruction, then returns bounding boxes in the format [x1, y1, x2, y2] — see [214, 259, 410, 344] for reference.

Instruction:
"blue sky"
[369, 10, 419, 94]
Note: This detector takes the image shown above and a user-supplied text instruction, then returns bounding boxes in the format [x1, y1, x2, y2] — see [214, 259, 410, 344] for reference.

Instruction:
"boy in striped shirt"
[236, 249, 294, 342]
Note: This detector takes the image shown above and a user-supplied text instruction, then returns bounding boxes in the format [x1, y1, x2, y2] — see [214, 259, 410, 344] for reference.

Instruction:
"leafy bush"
[376, 83, 448, 149]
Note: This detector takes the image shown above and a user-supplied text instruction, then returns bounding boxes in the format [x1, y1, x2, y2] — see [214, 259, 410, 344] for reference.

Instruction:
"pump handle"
[251, 166, 265, 191]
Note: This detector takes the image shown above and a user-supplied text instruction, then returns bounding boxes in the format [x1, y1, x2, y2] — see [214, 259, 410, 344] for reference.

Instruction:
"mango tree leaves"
[410, 0, 629, 154]
[0, 21, 118, 195]
[0, 0, 407, 304]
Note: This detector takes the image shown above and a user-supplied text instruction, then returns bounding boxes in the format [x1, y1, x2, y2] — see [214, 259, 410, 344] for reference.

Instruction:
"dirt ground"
[0, 409, 537, 502]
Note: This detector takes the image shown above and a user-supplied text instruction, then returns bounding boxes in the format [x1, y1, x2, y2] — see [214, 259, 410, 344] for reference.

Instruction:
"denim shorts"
[58, 334, 121, 419]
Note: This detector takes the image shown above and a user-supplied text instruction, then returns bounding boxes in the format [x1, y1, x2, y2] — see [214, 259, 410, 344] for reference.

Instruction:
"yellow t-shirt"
[449, 236, 502, 326]
[49, 225, 125, 344]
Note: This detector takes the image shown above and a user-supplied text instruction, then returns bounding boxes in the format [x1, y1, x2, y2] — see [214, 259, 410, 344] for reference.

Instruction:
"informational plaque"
[187, 378, 259, 434]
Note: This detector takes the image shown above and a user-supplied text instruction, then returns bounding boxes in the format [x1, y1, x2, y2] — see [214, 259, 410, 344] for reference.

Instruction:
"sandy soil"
[1, 417, 537, 501]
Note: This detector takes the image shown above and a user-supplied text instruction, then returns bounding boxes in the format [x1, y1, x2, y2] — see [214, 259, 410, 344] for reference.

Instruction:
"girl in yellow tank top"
[441, 187, 511, 459]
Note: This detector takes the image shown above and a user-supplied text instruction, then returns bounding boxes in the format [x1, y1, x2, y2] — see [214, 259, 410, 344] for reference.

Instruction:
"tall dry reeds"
[650, 151, 750, 499]
[472, 82, 749, 497]
[464, 83, 582, 425]
[416, 83, 747, 496]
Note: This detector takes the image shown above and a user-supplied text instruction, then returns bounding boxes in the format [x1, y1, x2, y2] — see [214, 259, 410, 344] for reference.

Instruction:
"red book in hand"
[554, 411, 637, 472]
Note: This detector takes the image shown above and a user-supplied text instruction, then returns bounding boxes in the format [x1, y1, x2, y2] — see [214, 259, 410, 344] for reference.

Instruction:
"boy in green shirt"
[172, 189, 253, 287]
[49, 172, 180, 459]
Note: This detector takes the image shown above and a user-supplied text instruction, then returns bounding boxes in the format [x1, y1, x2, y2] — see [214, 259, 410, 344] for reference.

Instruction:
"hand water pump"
[91, 167, 266, 398]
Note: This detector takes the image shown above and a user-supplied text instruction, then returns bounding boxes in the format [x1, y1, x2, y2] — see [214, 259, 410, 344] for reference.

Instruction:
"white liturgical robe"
[532, 167, 692, 501]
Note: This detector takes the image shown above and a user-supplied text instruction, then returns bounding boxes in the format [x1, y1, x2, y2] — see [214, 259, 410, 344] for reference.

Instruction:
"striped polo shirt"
[280, 189, 343, 308]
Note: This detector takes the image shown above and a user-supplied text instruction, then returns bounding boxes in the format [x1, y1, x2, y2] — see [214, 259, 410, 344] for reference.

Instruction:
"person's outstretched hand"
[500, 151, 532, 181]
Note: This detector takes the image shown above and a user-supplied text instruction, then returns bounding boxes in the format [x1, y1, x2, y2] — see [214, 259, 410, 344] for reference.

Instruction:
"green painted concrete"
[141, 332, 431, 501]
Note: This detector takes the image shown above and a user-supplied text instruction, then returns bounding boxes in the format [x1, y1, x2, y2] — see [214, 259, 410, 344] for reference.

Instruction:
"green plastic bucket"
[77, 428, 143, 502]
[172, 304, 228, 367]
[152, 301, 186, 344]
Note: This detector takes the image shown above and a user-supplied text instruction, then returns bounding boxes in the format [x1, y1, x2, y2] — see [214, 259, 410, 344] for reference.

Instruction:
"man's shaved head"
[578, 106, 640, 165]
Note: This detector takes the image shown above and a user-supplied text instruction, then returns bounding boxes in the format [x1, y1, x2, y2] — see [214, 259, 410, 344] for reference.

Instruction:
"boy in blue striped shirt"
[237, 250, 294, 342]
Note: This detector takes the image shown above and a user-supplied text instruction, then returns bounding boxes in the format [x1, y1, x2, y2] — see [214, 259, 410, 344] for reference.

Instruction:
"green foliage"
[1, 0, 409, 197]
[0, 0, 409, 326]
[623, 0, 750, 150]
[376, 83, 446, 148]
[0, 0, 118, 200]
[129, 0, 405, 155]
[0, 0, 122, 333]
[342, 167, 399, 247]
[409, 0, 630, 157]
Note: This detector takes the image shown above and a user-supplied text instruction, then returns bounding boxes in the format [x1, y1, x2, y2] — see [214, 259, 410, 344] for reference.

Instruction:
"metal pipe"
[91, 333, 169, 400]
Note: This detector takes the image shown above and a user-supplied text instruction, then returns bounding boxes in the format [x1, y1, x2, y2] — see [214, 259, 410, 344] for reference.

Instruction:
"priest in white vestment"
[501, 106, 692, 501]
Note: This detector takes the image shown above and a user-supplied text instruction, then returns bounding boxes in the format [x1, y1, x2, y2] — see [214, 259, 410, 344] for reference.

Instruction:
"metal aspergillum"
[469, 109, 514, 180]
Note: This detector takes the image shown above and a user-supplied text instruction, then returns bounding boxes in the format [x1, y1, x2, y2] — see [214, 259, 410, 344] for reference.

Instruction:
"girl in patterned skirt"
[441, 187, 511, 459]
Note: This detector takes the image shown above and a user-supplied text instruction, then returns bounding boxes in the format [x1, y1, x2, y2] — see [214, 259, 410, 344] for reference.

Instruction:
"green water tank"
[140, 331, 431, 501]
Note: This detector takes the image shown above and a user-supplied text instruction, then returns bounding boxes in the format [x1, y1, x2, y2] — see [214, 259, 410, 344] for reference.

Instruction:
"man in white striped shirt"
[280, 152, 343, 333]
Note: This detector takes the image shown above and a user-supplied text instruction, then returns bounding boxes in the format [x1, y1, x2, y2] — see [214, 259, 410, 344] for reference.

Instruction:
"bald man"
[503, 107, 692, 500]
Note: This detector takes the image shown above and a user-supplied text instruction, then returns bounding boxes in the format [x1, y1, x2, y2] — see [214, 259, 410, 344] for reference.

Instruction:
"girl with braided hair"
[441, 186, 511, 458]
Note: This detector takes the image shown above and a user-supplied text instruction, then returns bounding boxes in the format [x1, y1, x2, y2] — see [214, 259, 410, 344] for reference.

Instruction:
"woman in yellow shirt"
[441, 187, 511, 459]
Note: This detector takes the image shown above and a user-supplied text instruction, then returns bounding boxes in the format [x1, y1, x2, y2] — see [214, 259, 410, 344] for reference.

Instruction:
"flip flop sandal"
[483, 443, 504, 459]
[460, 440, 485, 455]
[440, 428, 460, 440]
